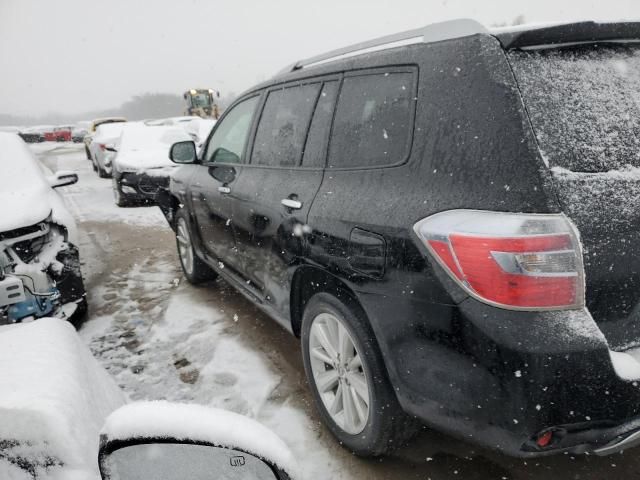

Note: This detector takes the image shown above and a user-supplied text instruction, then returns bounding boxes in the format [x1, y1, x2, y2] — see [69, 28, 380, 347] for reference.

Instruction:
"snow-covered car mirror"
[98, 402, 298, 480]
[169, 140, 197, 164]
[47, 170, 78, 188]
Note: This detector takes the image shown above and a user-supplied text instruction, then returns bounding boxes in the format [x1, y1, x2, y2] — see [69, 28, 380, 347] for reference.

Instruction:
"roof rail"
[276, 19, 487, 76]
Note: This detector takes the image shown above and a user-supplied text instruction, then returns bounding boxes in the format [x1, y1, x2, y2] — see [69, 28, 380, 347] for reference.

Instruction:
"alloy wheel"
[176, 217, 194, 276]
[309, 312, 371, 435]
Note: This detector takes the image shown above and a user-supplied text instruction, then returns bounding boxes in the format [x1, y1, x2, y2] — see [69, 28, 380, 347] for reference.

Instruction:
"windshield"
[509, 45, 640, 172]
[190, 93, 211, 107]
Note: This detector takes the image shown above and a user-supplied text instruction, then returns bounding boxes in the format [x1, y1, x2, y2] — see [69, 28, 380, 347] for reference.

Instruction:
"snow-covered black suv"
[161, 20, 640, 458]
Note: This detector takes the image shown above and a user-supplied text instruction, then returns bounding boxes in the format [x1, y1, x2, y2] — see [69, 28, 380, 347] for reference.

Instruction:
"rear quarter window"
[327, 70, 416, 169]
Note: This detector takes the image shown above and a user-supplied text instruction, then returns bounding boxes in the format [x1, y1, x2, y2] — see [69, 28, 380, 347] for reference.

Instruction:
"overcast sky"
[1, 0, 640, 118]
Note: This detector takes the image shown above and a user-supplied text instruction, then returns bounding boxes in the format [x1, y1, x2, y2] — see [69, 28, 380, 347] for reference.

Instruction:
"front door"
[232, 79, 339, 318]
[191, 95, 260, 273]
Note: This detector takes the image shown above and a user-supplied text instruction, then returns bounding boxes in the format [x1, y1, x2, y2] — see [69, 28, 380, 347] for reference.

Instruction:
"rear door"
[189, 95, 260, 273]
[231, 78, 340, 318]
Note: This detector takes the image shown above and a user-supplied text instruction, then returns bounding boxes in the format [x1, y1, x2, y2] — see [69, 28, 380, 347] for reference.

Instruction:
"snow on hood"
[114, 125, 191, 172]
[114, 147, 176, 171]
[101, 401, 300, 479]
[0, 133, 53, 232]
[0, 133, 78, 241]
[0, 319, 126, 479]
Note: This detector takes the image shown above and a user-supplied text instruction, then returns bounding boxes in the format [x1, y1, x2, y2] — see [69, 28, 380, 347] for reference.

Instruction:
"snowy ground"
[33, 143, 640, 480]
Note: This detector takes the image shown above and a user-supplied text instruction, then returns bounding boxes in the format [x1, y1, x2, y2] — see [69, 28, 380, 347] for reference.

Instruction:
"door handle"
[218, 186, 231, 194]
[281, 198, 302, 210]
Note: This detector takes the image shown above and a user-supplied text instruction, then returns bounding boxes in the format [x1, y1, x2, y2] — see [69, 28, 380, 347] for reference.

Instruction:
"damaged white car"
[0, 133, 87, 327]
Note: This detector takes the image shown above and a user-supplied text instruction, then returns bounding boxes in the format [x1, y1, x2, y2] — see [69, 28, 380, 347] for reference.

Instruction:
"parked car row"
[84, 116, 216, 208]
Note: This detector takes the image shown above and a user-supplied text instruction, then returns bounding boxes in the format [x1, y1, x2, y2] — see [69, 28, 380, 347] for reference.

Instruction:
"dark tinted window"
[302, 81, 339, 168]
[327, 72, 413, 168]
[204, 95, 258, 164]
[251, 84, 321, 167]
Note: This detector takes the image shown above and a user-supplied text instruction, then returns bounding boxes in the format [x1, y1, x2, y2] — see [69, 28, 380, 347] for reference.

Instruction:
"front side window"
[327, 71, 414, 168]
[204, 96, 259, 164]
[251, 83, 321, 167]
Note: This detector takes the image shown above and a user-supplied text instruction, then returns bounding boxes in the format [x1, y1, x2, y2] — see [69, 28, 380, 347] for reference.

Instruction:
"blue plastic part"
[8, 287, 59, 322]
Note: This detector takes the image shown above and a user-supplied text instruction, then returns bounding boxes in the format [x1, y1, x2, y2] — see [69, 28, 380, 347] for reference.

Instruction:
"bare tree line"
[0, 91, 236, 127]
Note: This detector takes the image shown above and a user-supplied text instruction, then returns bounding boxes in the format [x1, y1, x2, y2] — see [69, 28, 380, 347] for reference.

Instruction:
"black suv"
[160, 20, 640, 458]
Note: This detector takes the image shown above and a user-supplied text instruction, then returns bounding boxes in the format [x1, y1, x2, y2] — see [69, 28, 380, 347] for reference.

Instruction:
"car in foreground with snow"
[162, 20, 640, 458]
[0, 319, 297, 480]
[111, 125, 191, 207]
[0, 133, 87, 326]
[89, 122, 128, 178]
[0, 319, 126, 479]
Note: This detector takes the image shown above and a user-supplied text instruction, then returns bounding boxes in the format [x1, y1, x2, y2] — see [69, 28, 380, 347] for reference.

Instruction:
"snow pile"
[0, 319, 126, 479]
[101, 401, 300, 479]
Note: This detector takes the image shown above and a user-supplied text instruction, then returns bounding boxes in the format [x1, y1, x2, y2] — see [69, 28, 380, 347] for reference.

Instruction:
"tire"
[112, 176, 130, 207]
[97, 161, 108, 178]
[175, 209, 217, 284]
[68, 298, 88, 329]
[301, 292, 419, 456]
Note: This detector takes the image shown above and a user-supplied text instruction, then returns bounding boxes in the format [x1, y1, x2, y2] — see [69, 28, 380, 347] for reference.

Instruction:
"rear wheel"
[301, 292, 419, 456]
[175, 209, 217, 284]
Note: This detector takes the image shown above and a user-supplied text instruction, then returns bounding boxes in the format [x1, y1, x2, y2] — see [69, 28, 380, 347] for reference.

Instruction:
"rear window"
[327, 71, 414, 169]
[509, 45, 640, 172]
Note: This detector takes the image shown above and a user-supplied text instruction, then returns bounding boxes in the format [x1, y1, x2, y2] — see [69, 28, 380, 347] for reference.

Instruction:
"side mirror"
[169, 141, 197, 164]
[48, 170, 78, 188]
[98, 402, 298, 480]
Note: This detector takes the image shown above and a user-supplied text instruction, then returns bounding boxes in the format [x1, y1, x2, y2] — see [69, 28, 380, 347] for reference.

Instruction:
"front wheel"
[301, 292, 419, 456]
[112, 176, 130, 207]
[175, 209, 217, 284]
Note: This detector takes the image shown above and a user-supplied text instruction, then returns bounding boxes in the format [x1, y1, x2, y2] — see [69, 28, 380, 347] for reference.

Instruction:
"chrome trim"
[276, 19, 487, 75]
[594, 429, 640, 456]
[281, 198, 303, 210]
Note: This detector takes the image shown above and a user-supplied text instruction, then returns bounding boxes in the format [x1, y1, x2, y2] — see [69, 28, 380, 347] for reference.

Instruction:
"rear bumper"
[355, 290, 640, 457]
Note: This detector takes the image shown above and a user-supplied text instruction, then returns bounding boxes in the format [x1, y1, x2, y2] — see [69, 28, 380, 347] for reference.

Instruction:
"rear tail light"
[99, 143, 106, 151]
[413, 210, 584, 310]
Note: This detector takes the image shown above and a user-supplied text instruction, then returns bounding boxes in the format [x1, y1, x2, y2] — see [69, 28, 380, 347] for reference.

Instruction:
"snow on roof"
[0, 319, 126, 478]
[101, 401, 300, 479]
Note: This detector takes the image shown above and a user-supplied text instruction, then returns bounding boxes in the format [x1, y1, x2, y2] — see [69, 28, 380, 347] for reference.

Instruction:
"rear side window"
[327, 71, 414, 169]
[251, 83, 321, 167]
